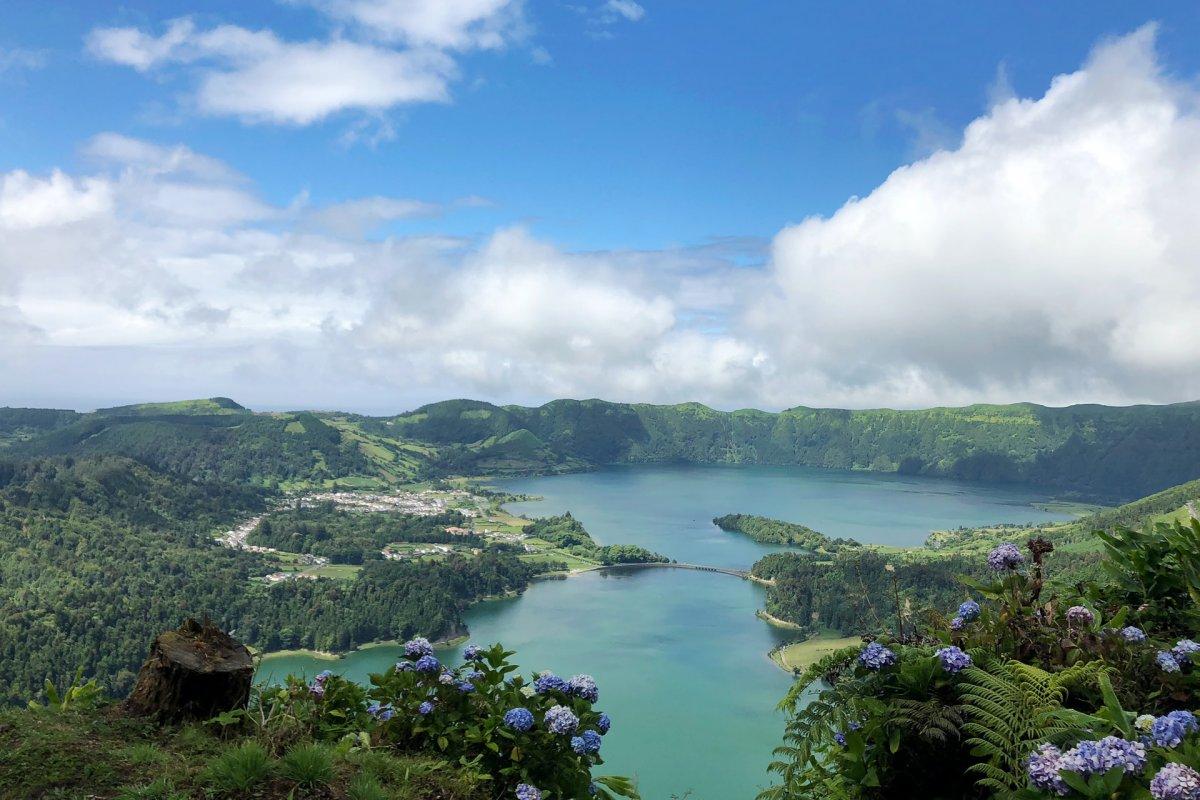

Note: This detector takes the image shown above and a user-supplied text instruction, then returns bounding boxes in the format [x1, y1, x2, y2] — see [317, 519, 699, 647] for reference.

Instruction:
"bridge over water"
[580, 562, 757, 580]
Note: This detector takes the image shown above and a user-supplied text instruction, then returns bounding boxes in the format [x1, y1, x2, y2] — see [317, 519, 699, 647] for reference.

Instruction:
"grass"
[770, 631, 862, 674]
[0, 704, 486, 800]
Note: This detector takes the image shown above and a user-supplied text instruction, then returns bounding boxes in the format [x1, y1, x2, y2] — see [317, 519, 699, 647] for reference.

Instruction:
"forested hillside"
[390, 398, 1200, 500]
[0, 456, 536, 704]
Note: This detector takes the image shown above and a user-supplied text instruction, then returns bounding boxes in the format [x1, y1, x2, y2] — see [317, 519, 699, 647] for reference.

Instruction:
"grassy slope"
[0, 705, 483, 800]
[770, 630, 861, 673]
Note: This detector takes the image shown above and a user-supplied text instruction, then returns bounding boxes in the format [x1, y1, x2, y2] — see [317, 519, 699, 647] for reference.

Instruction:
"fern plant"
[958, 657, 1102, 795]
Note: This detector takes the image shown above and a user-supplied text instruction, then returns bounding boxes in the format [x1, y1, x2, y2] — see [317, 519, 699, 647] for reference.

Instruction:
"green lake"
[259, 464, 1072, 799]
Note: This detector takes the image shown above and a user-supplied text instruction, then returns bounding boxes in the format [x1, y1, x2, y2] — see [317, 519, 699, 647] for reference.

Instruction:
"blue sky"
[2, 2, 1200, 413]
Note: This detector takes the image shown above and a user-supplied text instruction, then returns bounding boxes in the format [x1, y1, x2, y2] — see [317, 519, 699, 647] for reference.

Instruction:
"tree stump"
[123, 618, 254, 722]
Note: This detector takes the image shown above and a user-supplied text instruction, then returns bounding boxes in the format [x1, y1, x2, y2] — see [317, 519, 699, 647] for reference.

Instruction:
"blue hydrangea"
[366, 701, 395, 721]
[545, 705, 580, 735]
[568, 674, 599, 702]
[515, 784, 542, 800]
[1027, 742, 1068, 796]
[415, 654, 441, 673]
[463, 644, 484, 661]
[987, 542, 1024, 571]
[503, 707, 535, 732]
[1058, 737, 1146, 776]
[597, 712, 611, 735]
[1120, 626, 1147, 643]
[396, 660, 415, 672]
[439, 671, 456, 685]
[464, 669, 485, 683]
[1150, 711, 1198, 747]
[404, 637, 434, 658]
[309, 670, 332, 697]
[858, 642, 897, 670]
[834, 731, 847, 746]
[935, 646, 973, 674]
[1151, 763, 1200, 800]
[571, 730, 602, 755]
[457, 681, 475, 693]
[1158, 651, 1183, 673]
[534, 671, 568, 694]
[949, 615, 965, 631]
[418, 701, 434, 716]
[1066, 605, 1095, 626]
[957, 600, 981, 621]
[1172, 640, 1200, 663]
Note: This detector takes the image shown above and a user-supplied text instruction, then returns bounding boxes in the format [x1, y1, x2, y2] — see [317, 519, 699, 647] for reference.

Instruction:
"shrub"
[347, 773, 388, 800]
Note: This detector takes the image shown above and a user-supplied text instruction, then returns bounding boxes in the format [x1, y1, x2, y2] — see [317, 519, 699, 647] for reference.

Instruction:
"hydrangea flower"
[396, 660, 415, 672]
[834, 731, 847, 746]
[545, 705, 580, 735]
[1173, 640, 1200, 663]
[515, 784, 543, 800]
[404, 637, 434, 659]
[464, 669, 485, 683]
[935, 646, 973, 674]
[987, 542, 1025, 571]
[1066, 606, 1095, 626]
[949, 615, 965, 631]
[1150, 711, 1198, 747]
[568, 674, 599, 702]
[1158, 651, 1183, 673]
[463, 644, 484, 661]
[571, 730, 602, 755]
[957, 600, 981, 621]
[1136, 714, 1157, 733]
[1120, 626, 1148, 643]
[503, 707, 535, 732]
[1027, 742, 1069, 796]
[439, 671, 456, 685]
[1058, 737, 1146, 776]
[457, 681, 475, 693]
[415, 655, 441, 673]
[1150, 763, 1200, 800]
[858, 642, 897, 670]
[534, 672, 568, 694]
[309, 670, 332, 698]
[418, 701, 434, 716]
[366, 701, 395, 721]
[597, 712, 611, 735]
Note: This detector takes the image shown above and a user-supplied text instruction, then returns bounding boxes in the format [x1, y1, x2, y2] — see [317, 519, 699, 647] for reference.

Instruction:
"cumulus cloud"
[758, 23, 1200, 408]
[303, 0, 529, 49]
[8, 26, 1200, 412]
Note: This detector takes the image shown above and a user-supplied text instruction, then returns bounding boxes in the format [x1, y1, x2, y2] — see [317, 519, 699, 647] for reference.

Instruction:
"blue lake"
[263, 464, 1071, 799]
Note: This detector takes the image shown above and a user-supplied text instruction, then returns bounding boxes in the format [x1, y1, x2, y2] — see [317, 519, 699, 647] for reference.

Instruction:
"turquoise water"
[259, 464, 1070, 799]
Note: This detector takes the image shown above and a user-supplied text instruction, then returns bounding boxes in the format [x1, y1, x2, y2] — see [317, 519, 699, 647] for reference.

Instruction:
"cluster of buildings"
[298, 489, 478, 517]
[261, 571, 320, 584]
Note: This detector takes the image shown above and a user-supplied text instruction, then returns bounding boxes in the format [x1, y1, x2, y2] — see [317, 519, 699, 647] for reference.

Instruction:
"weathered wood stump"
[123, 618, 254, 722]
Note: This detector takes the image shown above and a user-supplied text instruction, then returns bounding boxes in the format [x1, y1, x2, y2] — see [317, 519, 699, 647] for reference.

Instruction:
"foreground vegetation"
[762, 516, 1200, 799]
[1, 641, 638, 800]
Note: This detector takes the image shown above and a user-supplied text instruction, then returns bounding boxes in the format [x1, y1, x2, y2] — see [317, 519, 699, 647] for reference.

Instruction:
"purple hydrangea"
[1151, 763, 1200, 800]
[571, 730, 602, 755]
[463, 644, 484, 661]
[834, 731, 847, 746]
[404, 637, 434, 659]
[950, 615, 965, 631]
[957, 600, 981, 621]
[366, 701, 395, 721]
[415, 654, 441, 673]
[503, 707, 535, 732]
[1066, 606, 1095, 626]
[439, 671, 456, 685]
[568, 674, 599, 703]
[457, 680, 475, 693]
[987, 542, 1025, 571]
[1158, 651, 1183, 673]
[1027, 743, 1068, 796]
[418, 701, 434, 716]
[464, 669, 485, 683]
[309, 670, 332, 697]
[1172, 640, 1200, 663]
[1150, 711, 1198, 748]
[515, 784, 543, 800]
[1120, 626, 1147, 643]
[534, 671, 568, 694]
[1058, 737, 1146, 776]
[935, 646, 973, 674]
[858, 642, 898, 670]
[597, 713, 611, 735]
[545, 705, 580, 735]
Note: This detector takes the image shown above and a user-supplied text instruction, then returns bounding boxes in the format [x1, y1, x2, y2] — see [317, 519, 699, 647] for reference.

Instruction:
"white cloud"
[305, 0, 528, 50]
[760, 23, 1200, 407]
[9, 26, 1200, 412]
[602, 1, 645, 23]
[0, 46, 47, 76]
